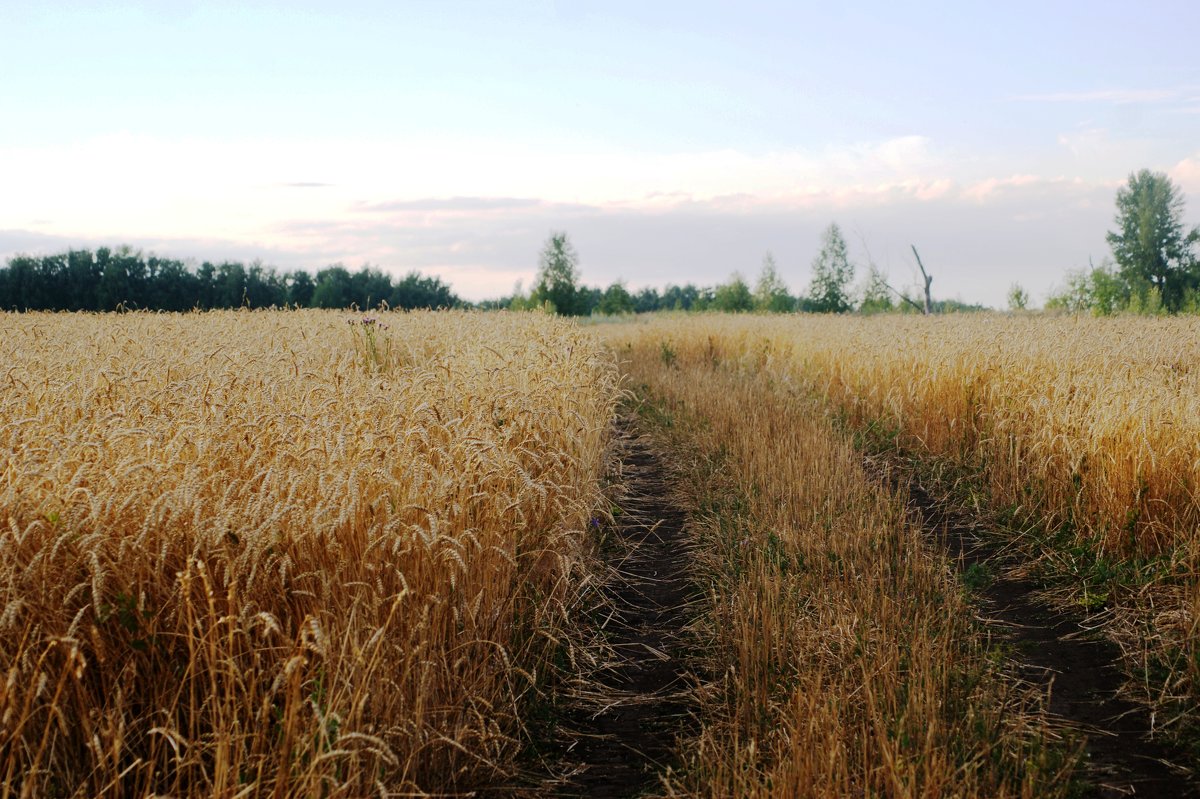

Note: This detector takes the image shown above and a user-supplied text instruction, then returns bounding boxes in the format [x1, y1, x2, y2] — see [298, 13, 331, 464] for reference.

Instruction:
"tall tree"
[806, 223, 855, 313]
[196, 261, 218, 309]
[146, 256, 199, 311]
[390, 271, 458, 309]
[98, 249, 136, 309]
[597, 280, 635, 315]
[312, 265, 353, 308]
[245, 261, 287, 308]
[530, 232, 583, 315]
[1006, 283, 1029, 311]
[661, 284, 701, 311]
[215, 261, 248, 308]
[66, 249, 101, 311]
[712, 272, 754, 312]
[3, 256, 43, 310]
[859, 265, 895, 314]
[350, 266, 393, 309]
[754, 252, 794, 312]
[286, 270, 316, 307]
[634, 286, 662, 313]
[1106, 169, 1200, 312]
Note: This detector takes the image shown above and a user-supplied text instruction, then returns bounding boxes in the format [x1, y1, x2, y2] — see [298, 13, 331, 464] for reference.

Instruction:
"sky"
[2, 1, 1199, 306]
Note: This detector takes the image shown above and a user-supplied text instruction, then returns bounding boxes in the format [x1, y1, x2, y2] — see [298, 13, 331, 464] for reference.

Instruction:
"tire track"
[555, 417, 696, 798]
[897, 471, 1197, 798]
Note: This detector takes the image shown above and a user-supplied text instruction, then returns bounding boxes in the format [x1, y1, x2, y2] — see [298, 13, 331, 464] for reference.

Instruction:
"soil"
[540, 415, 1200, 797]
[553, 419, 696, 798]
[896, 471, 1198, 798]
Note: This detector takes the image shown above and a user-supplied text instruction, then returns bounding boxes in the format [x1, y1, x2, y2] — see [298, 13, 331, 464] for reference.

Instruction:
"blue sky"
[3, 1, 1199, 304]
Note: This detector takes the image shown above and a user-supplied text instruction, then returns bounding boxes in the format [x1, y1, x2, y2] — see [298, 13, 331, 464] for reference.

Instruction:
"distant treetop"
[0, 247, 461, 312]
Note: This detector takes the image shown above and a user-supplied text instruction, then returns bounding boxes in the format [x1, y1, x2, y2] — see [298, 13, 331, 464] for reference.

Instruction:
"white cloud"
[0, 132, 955, 243]
[1169, 153, 1200, 194]
[961, 174, 1048, 203]
[2, 169, 1123, 308]
[0, 131, 1173, 307]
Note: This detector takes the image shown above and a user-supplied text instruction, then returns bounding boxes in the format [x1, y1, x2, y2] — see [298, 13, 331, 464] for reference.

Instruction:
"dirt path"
[554, 419, 695, 798]
[899, 474, 1197, 798]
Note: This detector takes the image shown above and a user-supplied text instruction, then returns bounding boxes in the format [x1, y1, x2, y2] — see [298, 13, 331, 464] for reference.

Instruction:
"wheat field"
[603, 313, 1200, 558]
[5, 308, 1196, 796]
[600, 321, 1070, 798]
[0, 309, 619, 797]
[603, 313, 1200, 747]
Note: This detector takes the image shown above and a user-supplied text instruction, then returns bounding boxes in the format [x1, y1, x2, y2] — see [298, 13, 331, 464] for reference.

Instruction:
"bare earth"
[555, 420, 696, 798]
[900, 473, 1198, 798]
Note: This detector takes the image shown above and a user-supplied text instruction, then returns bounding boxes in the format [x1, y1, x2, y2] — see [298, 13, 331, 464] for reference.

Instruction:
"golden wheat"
[626, 313, 1200, 556]
[602, 322, 1068, 797]
[602, 312, 1200, 757]
[0, 309, 619, 797]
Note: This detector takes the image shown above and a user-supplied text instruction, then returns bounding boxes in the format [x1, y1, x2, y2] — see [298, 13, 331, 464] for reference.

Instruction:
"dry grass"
[602, 320, 1071, 798]
[0, 309, 619, 797]
[604, 313, 1200, 752]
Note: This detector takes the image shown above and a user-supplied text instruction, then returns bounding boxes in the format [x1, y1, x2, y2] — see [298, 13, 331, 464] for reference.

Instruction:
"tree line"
[491, 225, 983, 316]
[499, 168, 1199, 317]
[4, 169, 1193, 316]
[0, 246, 460, 312]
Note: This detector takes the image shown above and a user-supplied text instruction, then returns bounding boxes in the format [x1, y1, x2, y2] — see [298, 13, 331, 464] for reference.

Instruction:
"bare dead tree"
[855, 231, 928, 314]
[880, 277, 925, 314]
[910, 245, 933, 315]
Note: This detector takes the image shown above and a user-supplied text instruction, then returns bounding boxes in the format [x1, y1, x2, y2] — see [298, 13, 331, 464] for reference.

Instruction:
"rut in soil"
[896, 470, 1198, 799]
[555, 419, 696, 798]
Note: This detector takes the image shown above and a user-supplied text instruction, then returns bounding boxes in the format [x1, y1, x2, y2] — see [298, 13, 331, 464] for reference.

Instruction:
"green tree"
[754, 252, 794, 312]
[350, 266, 393, 309]
[215, 261, 248, 308]
[312, 265, 353, 308]
[245, 261, 287, 308]
[858, 266, 895, 314]
[578, 285, 602, 315]
[806, 223, 855, 313]
[634, 286, 662, 312]
[0, 247, 463, 312]
[98, 251, 133, 310]
[598, 280, 635, 315]
[3, 256, 45, 310]
[146, 256, 199, 311]
[66, 249, 102, 311]
[196, 261, 218, 308]
[1106, 169, 1200, 312]
[661, 283, 701, 311]
[530, 232, 583, 315]
[1045, 260, 1129, 315]
[286, 270, 315, 307]
[1006, 283, 1029, 311]
[390, 271, 459, 309]
[505, 279, 532, 311]
[712, 272, 754, 312]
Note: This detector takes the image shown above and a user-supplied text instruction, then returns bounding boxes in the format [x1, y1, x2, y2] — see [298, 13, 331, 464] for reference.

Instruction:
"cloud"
[960, 174, 1048, 203]
[848, 135, 936, 173]
[0, 171, 1119, 309]
[1, 150, 1129, 307]
[1054, 127, 1149, 163]
[914, 179, 954, 201]
[0, 228, 79, 256]
[0, 132, 959, 245]
[1169, 153, 1200, 194]
[0, 131, 1156, 307]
